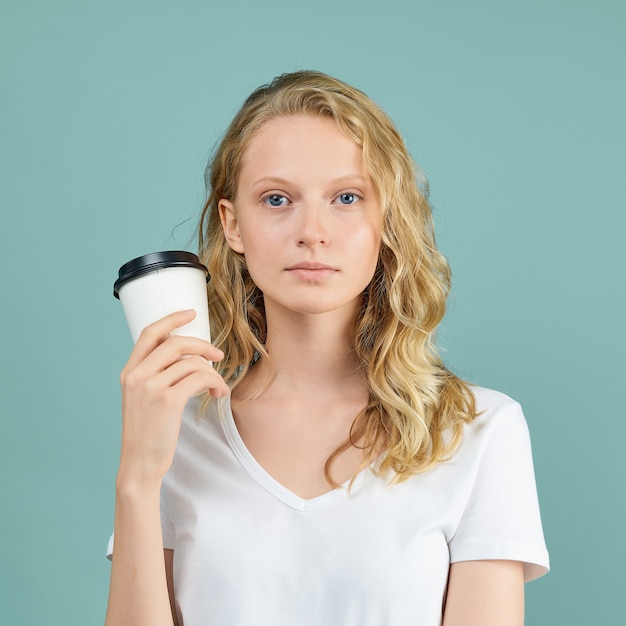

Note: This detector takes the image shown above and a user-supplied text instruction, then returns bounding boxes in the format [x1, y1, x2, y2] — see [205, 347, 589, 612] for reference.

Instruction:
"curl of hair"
[198, 70, 478, 486]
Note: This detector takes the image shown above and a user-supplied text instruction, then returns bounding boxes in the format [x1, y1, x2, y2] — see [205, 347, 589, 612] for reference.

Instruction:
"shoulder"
[446, 385, 534, 479]
[463, 386, 528, 442]
[469, 385, 521, 415]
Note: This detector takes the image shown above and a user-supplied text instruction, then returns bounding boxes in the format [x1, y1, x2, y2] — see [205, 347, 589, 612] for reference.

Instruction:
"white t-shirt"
[108, 386, 549, 625]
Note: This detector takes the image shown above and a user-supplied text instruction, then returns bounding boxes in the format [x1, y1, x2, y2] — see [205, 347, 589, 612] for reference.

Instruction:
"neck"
[237, 301, 366, 399]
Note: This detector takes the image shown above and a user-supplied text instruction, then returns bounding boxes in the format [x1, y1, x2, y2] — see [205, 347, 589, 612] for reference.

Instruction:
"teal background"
[1, 0, 624, 624]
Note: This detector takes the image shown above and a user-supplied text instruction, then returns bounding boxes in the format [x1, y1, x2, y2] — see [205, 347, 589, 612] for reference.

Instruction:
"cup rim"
[113, 251, 209, 299]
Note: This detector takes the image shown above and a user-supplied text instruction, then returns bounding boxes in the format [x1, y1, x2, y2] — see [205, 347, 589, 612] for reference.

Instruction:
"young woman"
[105, 71, 549, 626]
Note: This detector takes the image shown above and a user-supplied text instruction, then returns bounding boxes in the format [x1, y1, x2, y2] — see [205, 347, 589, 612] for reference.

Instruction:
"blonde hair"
[198, 70, 477, 485]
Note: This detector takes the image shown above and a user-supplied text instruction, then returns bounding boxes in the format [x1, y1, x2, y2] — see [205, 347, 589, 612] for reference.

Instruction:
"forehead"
[239, 114, 367, 181]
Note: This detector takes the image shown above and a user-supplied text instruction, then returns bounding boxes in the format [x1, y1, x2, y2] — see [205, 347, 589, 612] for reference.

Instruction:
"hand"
[117, 310, 229, 487]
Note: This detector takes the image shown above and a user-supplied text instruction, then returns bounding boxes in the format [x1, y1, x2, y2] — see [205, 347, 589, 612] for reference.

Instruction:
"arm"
[442, 560, 525, 626]
[105, 311, 228, 626]
[105, 477, 171, 625]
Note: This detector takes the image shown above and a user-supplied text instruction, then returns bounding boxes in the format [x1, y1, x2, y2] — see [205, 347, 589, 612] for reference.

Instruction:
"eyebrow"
[250, 175, 372, 188]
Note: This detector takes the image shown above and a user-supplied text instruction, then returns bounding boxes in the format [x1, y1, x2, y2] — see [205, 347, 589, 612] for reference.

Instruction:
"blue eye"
[264, 194, 288, 207]
[336, 193, 359, 205]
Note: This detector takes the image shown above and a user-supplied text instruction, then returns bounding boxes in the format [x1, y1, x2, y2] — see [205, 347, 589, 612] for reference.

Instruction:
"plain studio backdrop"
[1, 1, 624, 624]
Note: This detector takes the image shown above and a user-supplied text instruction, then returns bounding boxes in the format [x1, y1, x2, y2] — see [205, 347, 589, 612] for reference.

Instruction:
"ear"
[218, 199, 245, 254]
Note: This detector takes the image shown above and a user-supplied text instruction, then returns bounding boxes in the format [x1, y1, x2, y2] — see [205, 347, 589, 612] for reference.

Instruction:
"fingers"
[122, 310, 222, 374]
[121, 335, 229, 406]
[134, 333, 223, 380]
[155, 355, 231, 398]
[120, 309, 229, 409]
[125, 310, 196, 369]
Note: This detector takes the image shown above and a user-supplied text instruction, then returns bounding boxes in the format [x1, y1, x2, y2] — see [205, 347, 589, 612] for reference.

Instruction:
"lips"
[286, 262, 337, 271]
[286, 262, 338, 281]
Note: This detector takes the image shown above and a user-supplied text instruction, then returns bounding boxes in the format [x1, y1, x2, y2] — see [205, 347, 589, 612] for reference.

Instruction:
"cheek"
[239, 217, 288, 248]
[238, 230, 281, 285]
[357, 223, 382, 262]
[351, 225, 382, 288]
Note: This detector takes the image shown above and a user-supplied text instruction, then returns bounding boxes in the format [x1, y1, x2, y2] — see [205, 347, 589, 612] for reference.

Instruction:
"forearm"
[442, 560, 525, 626]
[105, 477, 174, 626]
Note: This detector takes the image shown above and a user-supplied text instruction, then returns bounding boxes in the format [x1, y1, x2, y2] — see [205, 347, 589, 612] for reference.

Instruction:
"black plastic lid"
[113, 251, 209, 299]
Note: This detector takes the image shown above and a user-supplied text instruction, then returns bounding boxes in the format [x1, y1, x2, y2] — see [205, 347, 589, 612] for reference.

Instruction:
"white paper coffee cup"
[113, 251, 211, 344]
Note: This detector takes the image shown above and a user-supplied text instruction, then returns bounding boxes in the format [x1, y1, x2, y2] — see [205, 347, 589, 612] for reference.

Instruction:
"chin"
[274, 295, 363, 318]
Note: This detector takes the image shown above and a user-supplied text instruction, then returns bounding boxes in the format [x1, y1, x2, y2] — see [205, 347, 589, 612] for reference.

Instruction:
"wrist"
[115, 467, 164, 498]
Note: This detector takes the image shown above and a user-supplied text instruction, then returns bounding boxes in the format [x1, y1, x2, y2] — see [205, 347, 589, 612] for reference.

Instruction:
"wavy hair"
[198, 70, 477, 485]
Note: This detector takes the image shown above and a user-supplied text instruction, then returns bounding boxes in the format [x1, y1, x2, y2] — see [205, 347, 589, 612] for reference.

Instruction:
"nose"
[296, 203, 330, 247]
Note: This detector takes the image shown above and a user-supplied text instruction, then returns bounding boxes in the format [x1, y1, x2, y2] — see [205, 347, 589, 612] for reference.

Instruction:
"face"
[219, 115, 382, 319]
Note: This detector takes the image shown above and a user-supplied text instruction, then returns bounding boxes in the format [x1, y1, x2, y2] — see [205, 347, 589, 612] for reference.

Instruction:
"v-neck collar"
[218, 396, 374, 511]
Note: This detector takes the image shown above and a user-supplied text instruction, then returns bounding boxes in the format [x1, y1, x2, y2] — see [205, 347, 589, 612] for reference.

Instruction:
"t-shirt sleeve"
[448, 401, 550, 581]
[106, 533, 114, 561]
